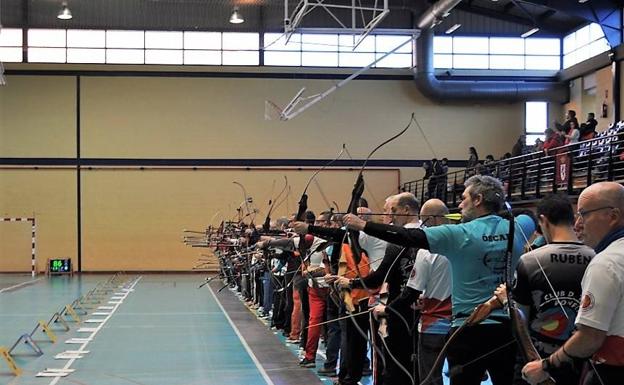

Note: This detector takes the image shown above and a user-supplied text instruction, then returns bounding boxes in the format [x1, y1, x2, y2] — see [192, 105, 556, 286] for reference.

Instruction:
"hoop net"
[264, 100, 284, 121]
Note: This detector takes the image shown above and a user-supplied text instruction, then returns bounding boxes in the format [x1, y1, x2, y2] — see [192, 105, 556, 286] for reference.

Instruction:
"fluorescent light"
[521, 27, 540, 38]
[57, 3, 72, 20]
[229, 7, 244, 24]
[445, 24, 461, 34]
[578, 0, 589, 3]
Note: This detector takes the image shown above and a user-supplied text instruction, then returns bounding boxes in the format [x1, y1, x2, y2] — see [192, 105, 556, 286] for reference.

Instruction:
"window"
[106, 49, 144, 64]
[28, 48, 66, 63]
[525, 101, 548, 142]
[433, 35, 560, 71]
[145, 49, 183, 65]
[67, 48, 105, 63]
[489, 38, 524, 55]
[563, 23, 611, 69]
[29, 29, 65, 47]
[184, 32, 221, 50]
[222, 32, 259, 50]
[145, 31, 183, 49]
[15, 28, 411, 69]
[184, 50, 221, 65]
[222, 50, 259, 65]
[263, 32, 413, 68]
[67, 30, 105, 48]
[0, 28, 23, 62]
[106, 30, 144, 48]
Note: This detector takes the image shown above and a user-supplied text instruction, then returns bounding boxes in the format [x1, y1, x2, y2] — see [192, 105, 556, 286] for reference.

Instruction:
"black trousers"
[282, 272, 295, 334]
[323, 295, 341, 369]
[581, 362, 624, 385]
[339, 301, 370, 385]
[271, 275, 287, 329]
[419, 332, 447, 385]
[382, 307, 418, 385]
[446, 323, 517, 385]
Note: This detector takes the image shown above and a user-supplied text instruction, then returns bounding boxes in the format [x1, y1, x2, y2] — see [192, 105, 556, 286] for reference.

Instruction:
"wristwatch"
[541, 358, 552, 374]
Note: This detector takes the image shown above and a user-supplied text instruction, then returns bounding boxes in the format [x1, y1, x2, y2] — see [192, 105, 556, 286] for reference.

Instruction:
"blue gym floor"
[0, 274, 491, 385]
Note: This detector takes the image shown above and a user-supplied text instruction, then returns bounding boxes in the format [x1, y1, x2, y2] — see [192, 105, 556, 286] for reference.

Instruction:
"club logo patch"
[581, 292, 595, 311]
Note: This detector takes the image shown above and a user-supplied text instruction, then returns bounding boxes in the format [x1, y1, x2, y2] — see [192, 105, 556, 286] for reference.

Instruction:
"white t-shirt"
[575, 237, 624, 365]
[406, 249, 452, 334]
[294, 236, 329, 288]
[359, 232, 387, 271]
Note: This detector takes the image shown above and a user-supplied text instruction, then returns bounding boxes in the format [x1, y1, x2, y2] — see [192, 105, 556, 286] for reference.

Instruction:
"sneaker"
[299, 358, 316, 368]
[285, 338, 300, 344]
[317, 367, 337, 376]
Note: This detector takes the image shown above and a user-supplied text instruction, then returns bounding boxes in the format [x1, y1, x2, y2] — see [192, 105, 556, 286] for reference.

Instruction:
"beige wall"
[0, 76, 77, 157]
[0, 170, 76, 272]
[1, 69, 526, 271]
[80, 168, 398, 271]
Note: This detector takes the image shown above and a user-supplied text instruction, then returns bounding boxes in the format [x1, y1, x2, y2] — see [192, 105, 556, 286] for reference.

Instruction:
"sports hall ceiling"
[0, 0, 621, 37]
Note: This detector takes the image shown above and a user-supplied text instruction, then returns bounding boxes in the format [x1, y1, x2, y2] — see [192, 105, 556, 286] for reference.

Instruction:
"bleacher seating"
[403, 121, 624, 208]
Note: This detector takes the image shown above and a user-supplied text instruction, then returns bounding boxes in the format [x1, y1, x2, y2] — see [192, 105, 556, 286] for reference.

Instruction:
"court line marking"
[46, 276, 142, 385]
[0, 277, 44, 293]
[207, 284, 276, 385]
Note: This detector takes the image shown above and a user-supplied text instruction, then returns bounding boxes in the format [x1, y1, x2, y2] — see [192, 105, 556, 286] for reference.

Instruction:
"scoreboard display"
[49, 258, 72, 274]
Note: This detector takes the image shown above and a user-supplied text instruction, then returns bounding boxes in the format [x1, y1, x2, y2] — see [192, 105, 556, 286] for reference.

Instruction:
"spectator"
[465, 146, 479, 178]
[422, 160, 432, 180]
[428, 158, 439, 199]
[580, 112, 598, 141]
[483, 155, 496, 176]
[512, 135, 526, 157]
[554, 110, 579, 135]
[534, 138, 544, 152]
[543, 128, 563, 154]
[498, 152, 512, 180]
[562, 120, 580, 145]
[436, 158, 449, 200]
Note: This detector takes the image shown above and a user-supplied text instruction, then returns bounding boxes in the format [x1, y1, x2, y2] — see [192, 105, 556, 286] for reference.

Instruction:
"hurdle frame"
[1, 217, 36, 277]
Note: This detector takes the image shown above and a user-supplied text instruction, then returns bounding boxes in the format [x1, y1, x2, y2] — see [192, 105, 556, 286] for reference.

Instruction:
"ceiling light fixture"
[57, 2, 72, 20]
[521, 27, 539, 38]
[445, 23, 461, 34]
[229, 7, 244, 24]
[578, 0, 589, 3]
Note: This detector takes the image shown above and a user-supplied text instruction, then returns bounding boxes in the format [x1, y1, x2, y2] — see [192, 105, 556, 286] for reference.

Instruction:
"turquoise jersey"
[423, 214, 535, 327]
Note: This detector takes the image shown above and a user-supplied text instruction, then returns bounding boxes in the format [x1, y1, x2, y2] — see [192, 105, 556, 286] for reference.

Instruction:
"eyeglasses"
[575, 206, 614, 220]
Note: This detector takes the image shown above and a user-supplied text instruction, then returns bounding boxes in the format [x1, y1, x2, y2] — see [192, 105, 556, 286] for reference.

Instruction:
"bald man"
[419, 198, 451, 227]
[390, 199, 452, 385]
[522, 182, 624, 385]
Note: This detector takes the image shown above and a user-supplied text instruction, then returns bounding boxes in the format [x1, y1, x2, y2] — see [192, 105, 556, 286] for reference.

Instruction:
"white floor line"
[207, 284, 276, 385]
[46, 276, 142, 385]
[0, 277, 43, 293]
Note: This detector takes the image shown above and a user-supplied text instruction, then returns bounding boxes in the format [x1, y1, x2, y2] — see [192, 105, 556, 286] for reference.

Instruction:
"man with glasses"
[522, 182, 624, 385]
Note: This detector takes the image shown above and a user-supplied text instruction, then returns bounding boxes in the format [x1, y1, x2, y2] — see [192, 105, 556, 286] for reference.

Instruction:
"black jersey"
[513, 241, 594, 355]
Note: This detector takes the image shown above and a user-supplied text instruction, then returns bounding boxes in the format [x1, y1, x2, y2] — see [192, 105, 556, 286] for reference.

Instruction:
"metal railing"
[402, 122, 624, 207]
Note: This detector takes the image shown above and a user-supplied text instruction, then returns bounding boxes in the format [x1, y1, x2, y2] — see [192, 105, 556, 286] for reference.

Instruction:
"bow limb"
[339, 115, 414, 383]
[233, 181, 253, 224]
[344, 113, 413, 301]
[296, 144, 347, 222]
[263, 176, 288, 232]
